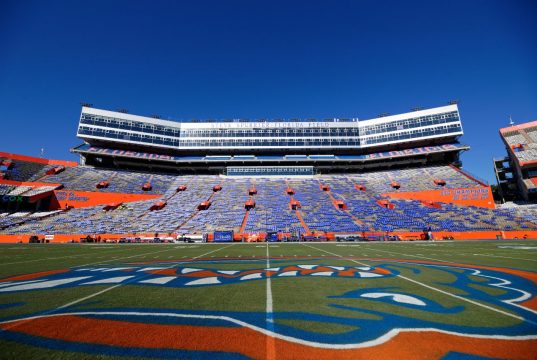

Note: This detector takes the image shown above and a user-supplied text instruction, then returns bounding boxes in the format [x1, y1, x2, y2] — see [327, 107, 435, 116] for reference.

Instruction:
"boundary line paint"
[474, 254, 537, 262]
[0, 247, 134, 267]
[360, 245, 450, 263]
[71, 245, 196, 269]
[362, 245, 537, 266]
[301, 243, 528, 323]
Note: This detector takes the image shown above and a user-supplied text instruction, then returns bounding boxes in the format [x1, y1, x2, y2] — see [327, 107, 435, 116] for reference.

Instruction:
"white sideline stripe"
[265, 242, 275, 360]
[0, 277, 92, 293]
[218, 270, 239, 275]
[475, 254, 537, 262]
[72, 246, 184, 269]
[1, 311, 536, 350]
[82, 276, 135, 285]
[301, 244, 527, 323]
[0, 247, 132, 266]
[363, 246, 447, 263]
[54, 244, 235, 311]
[139, 276, 176, 285]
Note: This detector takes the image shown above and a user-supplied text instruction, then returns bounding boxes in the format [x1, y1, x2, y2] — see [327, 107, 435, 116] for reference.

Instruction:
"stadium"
[0, 103, 536, 242]
[0, 104, 536, 358]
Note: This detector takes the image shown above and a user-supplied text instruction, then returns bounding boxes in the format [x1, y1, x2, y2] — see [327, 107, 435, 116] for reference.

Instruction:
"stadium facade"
[494, 120, 537, 202]
[73, 104, 467, 174]
[1, 104, 536, 243]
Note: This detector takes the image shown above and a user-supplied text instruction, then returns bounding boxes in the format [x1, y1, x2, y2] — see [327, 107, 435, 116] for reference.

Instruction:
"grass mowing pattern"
[0, 241, 536, 359]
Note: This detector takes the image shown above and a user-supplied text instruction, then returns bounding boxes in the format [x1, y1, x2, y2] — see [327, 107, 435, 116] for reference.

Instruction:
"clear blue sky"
[1, 0, 536, 183]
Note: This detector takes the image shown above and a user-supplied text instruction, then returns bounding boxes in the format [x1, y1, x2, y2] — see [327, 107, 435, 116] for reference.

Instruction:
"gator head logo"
[0, 258, 536, 359]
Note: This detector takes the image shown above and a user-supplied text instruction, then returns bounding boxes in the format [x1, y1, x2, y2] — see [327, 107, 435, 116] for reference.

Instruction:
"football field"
[0, 241, 536, 359]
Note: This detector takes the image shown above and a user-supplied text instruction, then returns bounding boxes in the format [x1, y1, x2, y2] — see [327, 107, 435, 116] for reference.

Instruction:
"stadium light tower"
[509, 115, 515, 126]
[80, 102, 93, 107]
[448, 100, 459, 105]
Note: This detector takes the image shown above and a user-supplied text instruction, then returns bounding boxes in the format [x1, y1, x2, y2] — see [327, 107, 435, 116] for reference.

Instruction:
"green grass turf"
[0, 240, 535, 359]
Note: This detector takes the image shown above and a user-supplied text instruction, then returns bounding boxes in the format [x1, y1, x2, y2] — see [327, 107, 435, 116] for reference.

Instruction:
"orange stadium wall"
[49, 190, 160, 210]
[0, 233, 160, 243]
[382, 186, 495, 208]
[1, 230, 537, 243]
[0, 152, 77, 167]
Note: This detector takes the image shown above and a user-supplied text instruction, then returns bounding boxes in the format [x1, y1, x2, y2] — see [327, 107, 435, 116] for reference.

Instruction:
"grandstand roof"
[500, 120, 537, 134]
[81, 104, 459, 125]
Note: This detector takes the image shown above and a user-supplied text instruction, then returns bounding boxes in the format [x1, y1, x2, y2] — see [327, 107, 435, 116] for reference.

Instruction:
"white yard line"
[265, 243, 276, 360]
[302, 243, 527, 323]
[71, 246, 187, 268]
[0, 247, 131, 266]
[265, 244, 274, 315]
[360, 246, 449, 263]
[473, 254, 537, 262]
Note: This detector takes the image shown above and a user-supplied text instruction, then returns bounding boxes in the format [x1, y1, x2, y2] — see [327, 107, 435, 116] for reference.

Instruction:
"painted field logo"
[0, 259, 536, 359]
[0, 264, 392, 292]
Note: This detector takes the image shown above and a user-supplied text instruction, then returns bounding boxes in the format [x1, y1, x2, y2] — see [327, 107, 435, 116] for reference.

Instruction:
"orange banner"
[382, 186, 494, 208]
[50, 190, 160, 210]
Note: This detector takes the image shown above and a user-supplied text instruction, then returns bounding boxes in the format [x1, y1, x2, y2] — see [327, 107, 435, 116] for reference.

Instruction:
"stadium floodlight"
[378, 112, 390, 118]
[412, 107, 424, 112]
[448, 100, 459, 105]
[80, 102, 93, 107]
[151, 114, 162, 119]
[117, 108, 129, 113]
